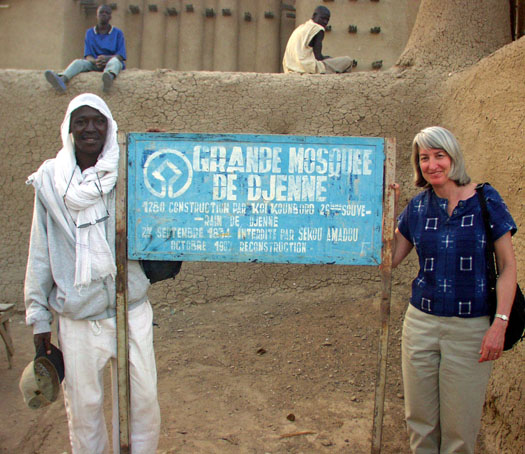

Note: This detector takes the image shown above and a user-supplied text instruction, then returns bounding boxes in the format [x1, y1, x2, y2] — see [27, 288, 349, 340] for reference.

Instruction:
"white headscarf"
[54, 93, 119, 289]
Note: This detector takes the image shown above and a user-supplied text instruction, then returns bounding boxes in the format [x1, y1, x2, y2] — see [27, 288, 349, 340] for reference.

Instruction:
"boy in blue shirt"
[45, 5, 126, 93]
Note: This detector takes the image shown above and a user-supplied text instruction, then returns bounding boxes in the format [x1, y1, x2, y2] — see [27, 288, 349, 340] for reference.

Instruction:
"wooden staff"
[116, 132, 131, 453]
[371, 138, 396, 454]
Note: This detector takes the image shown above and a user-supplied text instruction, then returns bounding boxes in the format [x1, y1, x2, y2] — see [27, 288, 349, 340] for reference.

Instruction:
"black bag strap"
[475, 183, 498, 309]
[477, 185, 525, 350]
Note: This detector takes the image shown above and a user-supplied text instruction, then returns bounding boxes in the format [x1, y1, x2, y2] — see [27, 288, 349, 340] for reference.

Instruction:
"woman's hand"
[386, 183, 413, 268]
[390, 182, 400, 206]
[479, 320, 506, 362]
[478, 231, 517, 362]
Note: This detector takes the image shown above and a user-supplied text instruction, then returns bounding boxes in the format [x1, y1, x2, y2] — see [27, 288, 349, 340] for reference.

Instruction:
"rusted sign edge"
[116, 132, 131, 454]
[371, 137, 396, 454]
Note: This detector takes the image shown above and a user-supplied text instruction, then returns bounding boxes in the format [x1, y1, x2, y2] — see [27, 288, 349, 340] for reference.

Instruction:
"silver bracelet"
[494, 313, 509, 322]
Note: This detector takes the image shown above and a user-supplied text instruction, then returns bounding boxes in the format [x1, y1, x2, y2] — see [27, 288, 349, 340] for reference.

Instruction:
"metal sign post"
[371, 138, 396, 454]
[116, 132, 131, 454]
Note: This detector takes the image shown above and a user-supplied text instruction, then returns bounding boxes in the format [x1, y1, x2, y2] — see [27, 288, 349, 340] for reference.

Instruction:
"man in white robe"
[283, 6, 355, 74]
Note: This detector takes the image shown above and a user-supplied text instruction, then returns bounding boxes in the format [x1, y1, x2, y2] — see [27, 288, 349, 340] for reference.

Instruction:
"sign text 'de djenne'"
[127, 133, 385, 265]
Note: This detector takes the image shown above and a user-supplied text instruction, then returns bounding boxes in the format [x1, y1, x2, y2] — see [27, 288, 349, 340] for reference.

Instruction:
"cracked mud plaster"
[1, 50, 522, 311]
[2, 68, 437, 309]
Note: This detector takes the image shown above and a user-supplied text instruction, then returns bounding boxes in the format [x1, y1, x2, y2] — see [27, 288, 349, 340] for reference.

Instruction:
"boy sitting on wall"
[44, 4, 126, 93]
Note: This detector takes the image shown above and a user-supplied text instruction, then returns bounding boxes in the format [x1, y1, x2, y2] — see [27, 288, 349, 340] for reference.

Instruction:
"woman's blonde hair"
[411, 126, 471, 188]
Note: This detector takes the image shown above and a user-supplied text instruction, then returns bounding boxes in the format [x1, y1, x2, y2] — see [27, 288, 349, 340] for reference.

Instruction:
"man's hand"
[34, 332, 52, 355]
[95, 55, 109, 69]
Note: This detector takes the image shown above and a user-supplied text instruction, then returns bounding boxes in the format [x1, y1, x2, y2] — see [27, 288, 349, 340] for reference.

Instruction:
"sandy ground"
[0, 284, 414, 454]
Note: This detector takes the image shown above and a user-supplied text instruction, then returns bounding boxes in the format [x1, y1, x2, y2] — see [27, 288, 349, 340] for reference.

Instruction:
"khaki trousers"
[402, 305, 492, 454]
[323, 56, 353, 73]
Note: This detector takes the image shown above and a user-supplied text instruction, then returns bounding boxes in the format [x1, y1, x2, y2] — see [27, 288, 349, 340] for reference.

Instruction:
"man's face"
[70, 106, 108, 158]
[97, 6, 112, 26]
[313, 12, 330, 28]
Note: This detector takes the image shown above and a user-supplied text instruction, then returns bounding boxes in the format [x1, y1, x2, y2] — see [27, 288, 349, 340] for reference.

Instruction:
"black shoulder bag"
[140, 260, 182, 284]
[476, 183, 525, 351]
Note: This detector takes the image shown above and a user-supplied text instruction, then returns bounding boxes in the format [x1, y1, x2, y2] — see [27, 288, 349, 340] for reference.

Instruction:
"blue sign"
[127, 133, 385, 265]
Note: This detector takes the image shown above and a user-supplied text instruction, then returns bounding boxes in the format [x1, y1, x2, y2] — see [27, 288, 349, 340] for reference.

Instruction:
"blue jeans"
[61, 57, 123, 81]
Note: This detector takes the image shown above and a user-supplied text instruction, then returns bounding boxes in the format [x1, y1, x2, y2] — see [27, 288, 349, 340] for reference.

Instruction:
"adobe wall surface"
[0, 66, 442, 310]
[0, 0, 419, 73]
[296, 0, 420, 71]
[0, 0, 89, 70]
[441, 38, 525, 454]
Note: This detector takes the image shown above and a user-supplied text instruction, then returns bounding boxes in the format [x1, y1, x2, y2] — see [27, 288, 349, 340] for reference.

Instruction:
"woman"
[391, 126, 517, 454]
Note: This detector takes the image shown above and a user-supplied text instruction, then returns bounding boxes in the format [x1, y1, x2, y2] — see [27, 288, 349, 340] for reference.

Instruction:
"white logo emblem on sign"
[143, 149, 193, 198]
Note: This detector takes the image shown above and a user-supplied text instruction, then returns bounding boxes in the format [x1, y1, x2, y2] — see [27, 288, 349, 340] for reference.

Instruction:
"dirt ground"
[1, 283, 418, 454]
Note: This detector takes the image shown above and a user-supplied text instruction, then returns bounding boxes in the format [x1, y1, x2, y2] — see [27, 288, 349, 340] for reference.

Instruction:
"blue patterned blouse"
[398, 184, 516, 317]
